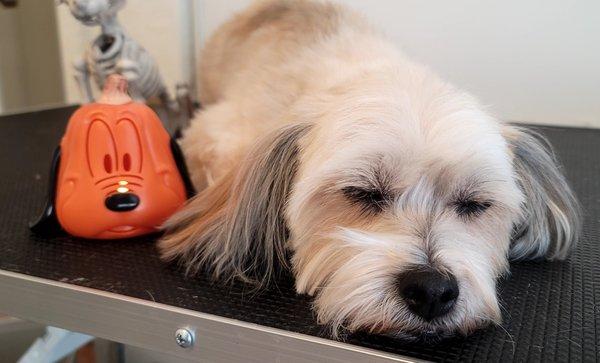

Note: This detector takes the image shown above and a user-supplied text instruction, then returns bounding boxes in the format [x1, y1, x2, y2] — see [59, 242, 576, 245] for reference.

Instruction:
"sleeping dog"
[158, 0, 580, 340]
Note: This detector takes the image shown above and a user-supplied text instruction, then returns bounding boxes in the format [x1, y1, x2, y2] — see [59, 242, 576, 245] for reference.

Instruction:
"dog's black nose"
[397, 268, 459, 321]
[105, 193, 139, 212]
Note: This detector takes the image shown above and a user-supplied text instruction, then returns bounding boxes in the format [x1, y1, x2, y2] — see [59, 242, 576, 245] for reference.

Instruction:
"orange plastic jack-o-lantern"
[31, 75, 194, 239]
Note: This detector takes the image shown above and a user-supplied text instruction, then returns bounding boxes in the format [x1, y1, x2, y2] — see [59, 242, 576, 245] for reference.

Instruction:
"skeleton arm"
[116, 37, 178, 110]
[73, 57, 94, 103]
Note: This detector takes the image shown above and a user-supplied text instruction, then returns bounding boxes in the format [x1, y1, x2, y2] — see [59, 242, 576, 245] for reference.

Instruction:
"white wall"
[0, 9, 18, 113]
[55, 0, 195, 105]
[0, 1, 64, 114]
[194, 0, 600, 128]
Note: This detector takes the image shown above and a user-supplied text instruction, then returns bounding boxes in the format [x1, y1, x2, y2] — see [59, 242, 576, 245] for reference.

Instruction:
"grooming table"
[0, 107, 598, 362]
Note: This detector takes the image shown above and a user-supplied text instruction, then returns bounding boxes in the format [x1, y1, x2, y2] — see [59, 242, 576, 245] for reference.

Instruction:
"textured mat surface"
[0, 107, 598, 362]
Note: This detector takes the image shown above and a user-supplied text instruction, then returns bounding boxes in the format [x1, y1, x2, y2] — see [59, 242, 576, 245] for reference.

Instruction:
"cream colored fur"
[159, 0, 580, 339]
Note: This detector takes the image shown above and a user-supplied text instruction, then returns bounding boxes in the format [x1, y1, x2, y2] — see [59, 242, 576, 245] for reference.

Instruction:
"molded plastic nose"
[105, 193, 139, 212]
[397, 268, 459, 321]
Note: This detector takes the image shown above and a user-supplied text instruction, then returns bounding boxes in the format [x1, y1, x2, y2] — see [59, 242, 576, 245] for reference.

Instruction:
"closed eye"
[342, 186, 391, 215]
[453, 199, 492, 218]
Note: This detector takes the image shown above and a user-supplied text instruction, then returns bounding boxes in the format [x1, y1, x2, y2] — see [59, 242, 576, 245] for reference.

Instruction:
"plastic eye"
[123, 153, 131, 171]
[87, 120, 117, 177]
[103, 154, 113, 173]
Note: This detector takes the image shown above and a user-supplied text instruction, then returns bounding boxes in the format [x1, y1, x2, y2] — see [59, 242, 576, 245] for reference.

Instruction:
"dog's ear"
[504, 126, 581, 261]
[158, 123, 312, 286]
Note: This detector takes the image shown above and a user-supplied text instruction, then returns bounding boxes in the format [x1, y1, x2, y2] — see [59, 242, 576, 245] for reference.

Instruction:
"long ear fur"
[158, 123, 312, 286]
[506, 126, 581, 260]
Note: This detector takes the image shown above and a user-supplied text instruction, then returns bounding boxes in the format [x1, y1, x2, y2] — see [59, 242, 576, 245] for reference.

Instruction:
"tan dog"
[159, 0, 580, 340]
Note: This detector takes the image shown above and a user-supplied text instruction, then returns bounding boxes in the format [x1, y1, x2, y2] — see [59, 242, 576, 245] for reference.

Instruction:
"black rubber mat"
[0, 107, 598, 362]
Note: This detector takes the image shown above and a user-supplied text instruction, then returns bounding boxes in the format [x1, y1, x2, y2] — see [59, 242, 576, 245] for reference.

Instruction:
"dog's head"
[159, 76, 580, 340]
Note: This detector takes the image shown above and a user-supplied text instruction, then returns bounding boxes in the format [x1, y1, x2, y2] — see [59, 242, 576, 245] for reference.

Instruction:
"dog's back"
[198, 0, 369, 105]
[185, 0, 385, 186]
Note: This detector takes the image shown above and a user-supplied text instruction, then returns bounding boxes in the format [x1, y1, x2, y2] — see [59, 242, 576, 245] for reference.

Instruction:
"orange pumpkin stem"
[98, 74, 132, 105]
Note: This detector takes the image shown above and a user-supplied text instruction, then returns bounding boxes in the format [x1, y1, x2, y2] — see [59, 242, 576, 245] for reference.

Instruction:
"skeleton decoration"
[60, 0, 178, 111]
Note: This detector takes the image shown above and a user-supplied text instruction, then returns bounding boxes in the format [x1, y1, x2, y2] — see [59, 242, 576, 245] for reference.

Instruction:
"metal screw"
[175, 328, 194, 348]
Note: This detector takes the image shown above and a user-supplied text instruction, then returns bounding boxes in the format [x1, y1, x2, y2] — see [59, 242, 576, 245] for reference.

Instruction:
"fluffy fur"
[158, 0, 580, 339]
